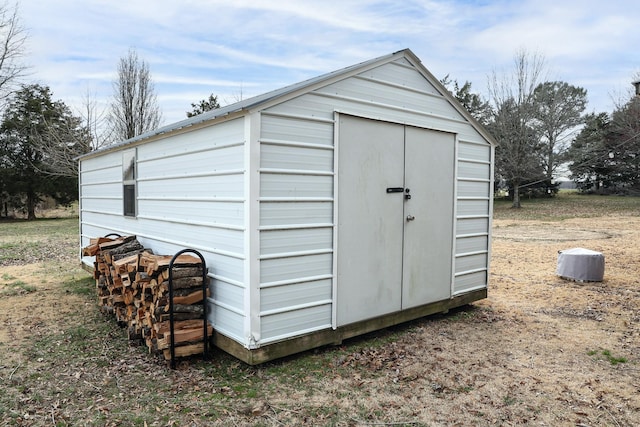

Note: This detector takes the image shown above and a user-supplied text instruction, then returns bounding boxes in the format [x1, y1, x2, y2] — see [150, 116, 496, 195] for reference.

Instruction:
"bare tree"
[33, 106, 92, 178]
[487, 49, 547, 208]
[80, 89, 112, 150]
[109, 48, 162, 141]
[0, 2, 28, 102]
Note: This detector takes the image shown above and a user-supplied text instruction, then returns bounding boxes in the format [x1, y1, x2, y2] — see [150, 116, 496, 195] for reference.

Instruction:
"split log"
[103, 239, 144, 264]
[161, 266, 204, 280]
[154, 304, 204, 317]
[163, 342, 206, 360]
[83, 235, 211, 363]
[156, 324, 213, 350]
[83, 237, 116, 256]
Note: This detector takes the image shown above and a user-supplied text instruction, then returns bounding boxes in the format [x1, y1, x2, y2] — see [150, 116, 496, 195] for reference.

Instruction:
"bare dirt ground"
[1, 211, 639, 426]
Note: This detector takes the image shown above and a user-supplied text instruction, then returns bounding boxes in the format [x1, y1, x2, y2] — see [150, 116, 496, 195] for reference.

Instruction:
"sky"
[18, 0, 640, 127]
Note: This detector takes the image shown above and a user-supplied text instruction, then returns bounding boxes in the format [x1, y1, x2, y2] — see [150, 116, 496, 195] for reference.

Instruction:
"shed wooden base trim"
[212, 288, 487, 365]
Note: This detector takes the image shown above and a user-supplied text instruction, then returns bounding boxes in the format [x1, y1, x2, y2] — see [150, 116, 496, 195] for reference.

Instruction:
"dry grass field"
[0, 193, 639, 426]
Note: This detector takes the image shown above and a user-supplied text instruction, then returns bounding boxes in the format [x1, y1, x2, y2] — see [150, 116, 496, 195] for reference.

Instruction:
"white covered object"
[556, 248, 605, 282]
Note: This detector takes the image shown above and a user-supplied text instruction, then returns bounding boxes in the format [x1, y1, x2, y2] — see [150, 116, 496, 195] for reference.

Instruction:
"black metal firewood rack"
[167, 248, 210, 369]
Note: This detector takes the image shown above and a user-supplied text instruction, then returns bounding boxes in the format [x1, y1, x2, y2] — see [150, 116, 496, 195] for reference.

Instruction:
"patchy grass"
[0, 279, 36, 296]
[589, 349, 628, 366]
[0, 217, 78, 266]
[1, 200, 639, 425]
[62, 275, 95, 297]
[494, 192, 640, 221]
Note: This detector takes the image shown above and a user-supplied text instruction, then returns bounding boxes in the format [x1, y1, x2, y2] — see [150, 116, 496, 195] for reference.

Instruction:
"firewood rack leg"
[168, 249, 210, 369]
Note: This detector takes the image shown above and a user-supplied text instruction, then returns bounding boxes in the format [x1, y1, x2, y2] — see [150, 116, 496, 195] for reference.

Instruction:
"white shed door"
[337, 116, 454, 326]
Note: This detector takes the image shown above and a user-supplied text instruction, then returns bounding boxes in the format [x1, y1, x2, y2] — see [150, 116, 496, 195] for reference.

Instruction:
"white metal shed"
[79, 49, 496, 364]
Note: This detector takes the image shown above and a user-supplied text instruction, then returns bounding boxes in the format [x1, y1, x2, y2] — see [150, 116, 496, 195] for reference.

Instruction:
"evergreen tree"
[568, 113, 611, 192]
[533, 81, 587, 182]
[187, 93, 220, 117]
[440, 75, 491, 125]
[568, 98, 640, 194]
[0, 84, 85, 218]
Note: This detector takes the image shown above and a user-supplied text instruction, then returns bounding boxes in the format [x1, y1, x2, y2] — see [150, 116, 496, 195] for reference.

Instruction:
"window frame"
[122, 149, 137, 217]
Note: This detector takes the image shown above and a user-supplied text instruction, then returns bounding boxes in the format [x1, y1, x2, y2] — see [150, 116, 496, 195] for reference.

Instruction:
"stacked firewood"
[82, 235, 212, 360]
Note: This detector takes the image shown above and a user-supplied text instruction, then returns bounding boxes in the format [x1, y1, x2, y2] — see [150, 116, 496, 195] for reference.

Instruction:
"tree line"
[0, 2, 638, 218]
[0, 3, 219, 219]
[442, 50, 640, 208]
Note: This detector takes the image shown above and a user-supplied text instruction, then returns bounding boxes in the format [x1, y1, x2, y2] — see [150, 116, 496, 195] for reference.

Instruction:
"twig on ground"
[9, 363, 21, 381]
[350, 419, 423, 426]
[84, 380, 101, 390]
[267, 403, 302, 415]
[600, 404, 621, 427]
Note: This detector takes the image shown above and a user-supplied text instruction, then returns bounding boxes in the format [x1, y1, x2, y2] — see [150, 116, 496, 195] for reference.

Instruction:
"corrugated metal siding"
[266, 61, 484, 145]
[80, 151, 125, 255]
[454, 140, 492, 294]
[258, 110, 334, 342]
[79, 118, 247, 343]
[81, 54, 493, 351]
[256, 58, 491, 343]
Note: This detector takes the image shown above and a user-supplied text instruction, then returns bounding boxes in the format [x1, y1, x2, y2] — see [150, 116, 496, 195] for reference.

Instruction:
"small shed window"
[123, 149, 137, 217]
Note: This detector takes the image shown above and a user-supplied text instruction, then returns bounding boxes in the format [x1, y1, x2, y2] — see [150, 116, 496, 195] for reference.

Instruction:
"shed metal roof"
[80, 48, 495, 159]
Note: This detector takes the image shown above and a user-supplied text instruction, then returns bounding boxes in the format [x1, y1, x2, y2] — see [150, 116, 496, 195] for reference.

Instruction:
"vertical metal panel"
[138, 144, 244, 176]
[137, 199, 243, 227]
[456, 217, 490, 236]
[261, 143, 333, 171]
[209, 304, 245, 343]
[458, 180, 491, 197]
[260, 173, 333, 198]
[261, 279, 332, 312]
[212, 279, 245, 312]
[457, 199, 490, 216]
[458, 160, 491, 180]
[81, 182, 121, 199]
[260, 253, 333, 285]
[136, 118, 244, 161]
[261, 115, 334, 145]
[260, 304, 332, 343]
[455, 235, 489, 254]
[454, 270, 488, 294]
[137, 173, 244, 199]
[80, 166, 122, 185]
[260, 201, 333, 227]
[132, 218, 244, 256]
[458, 141, 492, 162]
[81, 197, 122, 215]
[358, 59, 441, 96]
[260, 227, 333, 255]
[316, 78, 458, 120]
[455, 253, 488, 274]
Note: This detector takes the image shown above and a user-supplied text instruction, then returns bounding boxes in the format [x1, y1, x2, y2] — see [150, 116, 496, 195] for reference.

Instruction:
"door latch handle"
[386, 187, 404, 193]
[406, 215, 415, 221]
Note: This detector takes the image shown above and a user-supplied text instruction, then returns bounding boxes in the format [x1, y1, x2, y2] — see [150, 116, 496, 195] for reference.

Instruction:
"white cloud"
[16, 0, 640, 125]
